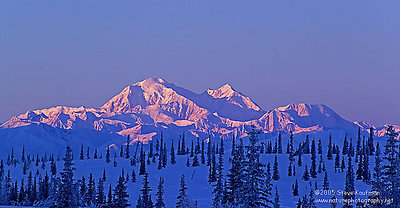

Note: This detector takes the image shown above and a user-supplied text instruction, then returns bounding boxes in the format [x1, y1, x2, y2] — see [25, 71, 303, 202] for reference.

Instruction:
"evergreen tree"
[208, 147, 217, 183]
[302, 165, 310, 181]
[273, 187, 280, 208]
[277, 133, 282, 154]
[298, 151, 302, 167]
[131, 169, 136, 183]
[212, 140, 224, 208]
[241, 128, 271, 207]
[86, 173, 95, 205]
[114, 176, 130, 208]
[382, 126, 400, 207]
[102, 169, 107, 182]
[334, 150, 340, 172]
[368, 127, 375, 156]
[343, 155, 355, 208]
[162, 142, 167, 168]
[186, 157, 190, 167]
[19, 178, 25, 203]
[80, 176, 87, 204]
[171, 140, 176, 165]
[192, 154, 199, 167]
[318, 139, 322, 154]
[288, 133, 294, 162]
[190, 140, 194, 157]
[120, 145, 124, 158]
[304, 135, 310, 154]
[207, 136, 212, 166]
[327, 135, 333, 160]
[369, 142, 384, 207]
[149, 141, 154, 158]
[80, 144, 84, 160]
[292, 179, 299, 196]
[137, 173, 153, 208]
[181, 133, 186, 155]
[125, 135, 130, 159]
[95, 178, 105, 207]
[356, 128, 362, 160]
[226, 137, 245, 205]
[176, 175, 194, 208]
[58, 145, 77, 208]
[340, 156, 346, 172]
[343, 135, 349, 155]
[310, 139, 317, 178]
[139, 144, 146, 175]
[322, 171, 330, 190]
[356, 154, 364, 180]
[201, 140, 206, 164]
[272, 154, 280, 181]
[106, 146, 111, 163]
[107, 184, 113, 207]
[155, 177, 165, 208]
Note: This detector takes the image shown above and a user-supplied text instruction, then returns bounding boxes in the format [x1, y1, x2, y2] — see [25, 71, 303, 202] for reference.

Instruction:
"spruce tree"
[272, 154, 280, 181]
[343, 136, 349, 155]
[58, 145, 77, 208]
[114, 176, 130, 208]
[201, 140, 206, 164]
[343, 155, 355, 208]
[176, 175, 193, 208]
[322, 171, 330, 190]
[241, 128, 271, 207]
[302, 165, 310, 181]
[139, 144, 146, 175]
[212, 141, 224, 208]
[368, 127, 375, 156]
[125, 135, 130, 159]
[80, 144, 84, 160]
[369, 142, 384, 207]
[192, 154, 199, 167]
[86, 173, 95, 205]
[277, 133, 282, 154]
[131, 169, 136, 183]
[382, 126, 400, 207]
[226, 137, 245, 205]
[292, 179, 299, 196]
[107, 184, 113, 207]
[137, 173, 153, 208]
[310, 139, 317, 178]
[327, 135, 333, 160]
[171, 140, 176, 165]
[155, 177, 165, 208]
[181, 133, 186, 155]
[273, 187, 280, 208]
[106, 146, 111, 163]
[80, 176, 87, 204]
[95, 178, 105, 207]
[318, 139, 322, 154]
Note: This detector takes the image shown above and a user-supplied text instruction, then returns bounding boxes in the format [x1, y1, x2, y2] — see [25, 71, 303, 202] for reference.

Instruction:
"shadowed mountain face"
[2, 78, 370, 145]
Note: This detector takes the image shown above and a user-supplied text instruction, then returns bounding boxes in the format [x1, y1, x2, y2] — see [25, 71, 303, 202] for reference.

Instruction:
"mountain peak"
[206, 83, 261, 112]
[206, 83, 236, 98]
[135, 77, 166, 87]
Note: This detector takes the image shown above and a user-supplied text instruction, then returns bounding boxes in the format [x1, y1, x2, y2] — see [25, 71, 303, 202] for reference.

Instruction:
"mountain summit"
[1, 78, 361, 142]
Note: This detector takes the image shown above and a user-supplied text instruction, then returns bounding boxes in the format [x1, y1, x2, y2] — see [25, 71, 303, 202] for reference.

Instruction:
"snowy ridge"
[0, 78, 395, 150]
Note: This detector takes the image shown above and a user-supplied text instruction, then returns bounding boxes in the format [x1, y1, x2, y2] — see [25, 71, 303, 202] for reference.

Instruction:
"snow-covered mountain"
[1, 77, 394, 153]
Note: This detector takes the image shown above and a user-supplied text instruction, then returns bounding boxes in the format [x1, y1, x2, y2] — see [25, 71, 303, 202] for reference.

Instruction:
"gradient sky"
[0, 1, 399, 126]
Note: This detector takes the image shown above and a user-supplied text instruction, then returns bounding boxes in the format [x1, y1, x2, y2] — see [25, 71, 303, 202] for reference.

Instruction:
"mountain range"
[0, 77, 397, 155]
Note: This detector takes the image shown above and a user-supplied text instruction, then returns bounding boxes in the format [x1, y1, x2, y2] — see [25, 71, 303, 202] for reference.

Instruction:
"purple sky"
[0, 1, 399, 126]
